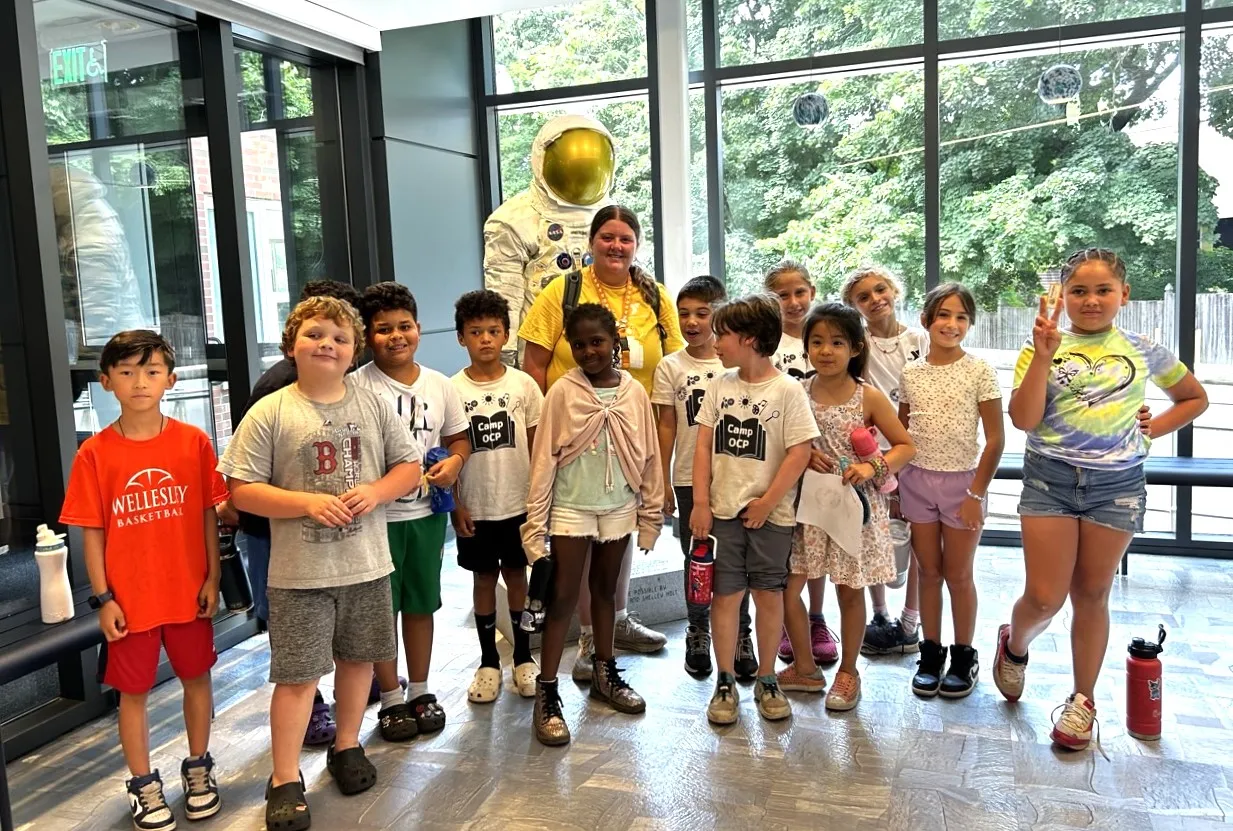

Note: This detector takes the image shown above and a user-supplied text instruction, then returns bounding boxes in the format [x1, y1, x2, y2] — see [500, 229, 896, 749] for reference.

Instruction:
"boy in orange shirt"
[61, 330, 231, 831]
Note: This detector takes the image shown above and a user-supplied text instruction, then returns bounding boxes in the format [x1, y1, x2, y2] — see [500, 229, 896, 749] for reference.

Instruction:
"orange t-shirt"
[60, 419, 230, 633]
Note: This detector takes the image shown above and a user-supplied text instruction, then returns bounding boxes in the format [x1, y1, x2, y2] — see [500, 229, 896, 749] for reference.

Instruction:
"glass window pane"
[940, 35, 1181, 534]
[493, 0, 648, 94]
[719, 0, 923, 67]
[687, 0, 704, 71]
[37, 0, 191, 145]
[940, 0, 1180, 41]
[1192, 26, 1233, 539]
[720, 70, 925, 296]
[497, 96, 657, 273]
[282, 61, 315, 118]
[238, 49, 268, 127]
[690, 87, 710, 275]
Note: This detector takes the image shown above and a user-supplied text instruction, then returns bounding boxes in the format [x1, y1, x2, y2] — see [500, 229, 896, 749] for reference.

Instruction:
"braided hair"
[1060, 248, 1126, 284]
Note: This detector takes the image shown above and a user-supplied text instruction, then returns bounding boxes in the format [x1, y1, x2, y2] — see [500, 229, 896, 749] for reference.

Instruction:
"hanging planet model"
[793, 92, 829, 127]
[1038, 64, 1083, 105]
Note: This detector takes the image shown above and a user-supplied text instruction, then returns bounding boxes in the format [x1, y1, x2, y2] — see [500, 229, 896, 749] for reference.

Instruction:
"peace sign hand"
[1033, 293, 1064, 359]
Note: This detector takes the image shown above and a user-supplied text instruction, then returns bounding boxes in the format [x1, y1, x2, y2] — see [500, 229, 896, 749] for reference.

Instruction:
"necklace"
[871, 326, 905, 354]
[588, 268, 637, 335]
[117, 415, 167, 439]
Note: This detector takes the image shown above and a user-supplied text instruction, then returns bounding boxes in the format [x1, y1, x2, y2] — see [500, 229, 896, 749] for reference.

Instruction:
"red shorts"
[99, 618, 217, 694]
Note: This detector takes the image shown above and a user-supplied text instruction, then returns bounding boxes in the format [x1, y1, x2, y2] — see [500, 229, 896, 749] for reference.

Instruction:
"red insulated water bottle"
[686, 536, 716, 606]
[1126, 624, 1166, 741]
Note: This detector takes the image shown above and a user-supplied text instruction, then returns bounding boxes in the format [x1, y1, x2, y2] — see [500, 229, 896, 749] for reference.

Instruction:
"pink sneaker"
[810, 619, 839, 665]
[777, 626, 794, 663]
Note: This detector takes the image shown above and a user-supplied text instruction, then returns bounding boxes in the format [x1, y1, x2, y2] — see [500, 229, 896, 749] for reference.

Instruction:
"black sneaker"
[684, 625, 713, 676]
[181, 752, 221, 821]
[734, 630, 758, 680]
[940, 644, 979, 699]
[127, 770, 176, 830]
[911, 640, 947, 698]
[861, 615, 921, 655]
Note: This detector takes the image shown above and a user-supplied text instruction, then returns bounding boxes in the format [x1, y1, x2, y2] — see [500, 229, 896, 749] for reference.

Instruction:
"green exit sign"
[49, 41, 107, 88]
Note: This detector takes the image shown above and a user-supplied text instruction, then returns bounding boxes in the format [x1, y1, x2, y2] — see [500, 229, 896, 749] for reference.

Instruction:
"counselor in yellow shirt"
[519, 266, 685, 393]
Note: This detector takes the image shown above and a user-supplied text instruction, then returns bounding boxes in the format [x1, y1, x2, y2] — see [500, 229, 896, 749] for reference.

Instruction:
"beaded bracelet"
[869, 455, 890, 488]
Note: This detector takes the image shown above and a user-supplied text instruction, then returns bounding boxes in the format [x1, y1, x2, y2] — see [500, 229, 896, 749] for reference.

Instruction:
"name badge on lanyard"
[619, 335, 644, 370]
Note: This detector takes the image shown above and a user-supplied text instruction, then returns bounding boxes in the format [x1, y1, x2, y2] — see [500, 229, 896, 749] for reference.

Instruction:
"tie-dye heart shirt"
[1013, 327, 1187, 470]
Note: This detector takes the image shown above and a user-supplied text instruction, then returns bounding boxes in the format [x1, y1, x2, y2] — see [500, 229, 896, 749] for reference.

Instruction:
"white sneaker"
[613, 614, 667, 654]
[1051, 692, 1108, 759]
[180, 753, 221, 821]
[571, 632, 595, 683]
[127, 771, 176, 830]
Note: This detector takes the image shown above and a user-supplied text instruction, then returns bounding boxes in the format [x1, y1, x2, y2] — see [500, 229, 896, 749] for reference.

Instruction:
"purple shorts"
[898, 465, 985, 529]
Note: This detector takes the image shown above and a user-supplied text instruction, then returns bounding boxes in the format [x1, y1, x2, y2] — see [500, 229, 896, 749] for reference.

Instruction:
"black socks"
[476, 612, 500, 669]
[510, 611, 533, 666]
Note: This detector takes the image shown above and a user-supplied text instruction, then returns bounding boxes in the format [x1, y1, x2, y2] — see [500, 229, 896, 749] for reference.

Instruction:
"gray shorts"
[711, 518, 793, 595]
[266, 576, 397, 685]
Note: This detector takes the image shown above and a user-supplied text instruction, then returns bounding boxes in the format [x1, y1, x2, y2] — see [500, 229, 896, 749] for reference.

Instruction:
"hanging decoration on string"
[792, 92, 829, 128]
[1038, 64, 1083, 105]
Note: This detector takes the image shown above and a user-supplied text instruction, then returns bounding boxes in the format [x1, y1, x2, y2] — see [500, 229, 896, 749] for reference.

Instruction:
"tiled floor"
[8, 545, 1233, 830]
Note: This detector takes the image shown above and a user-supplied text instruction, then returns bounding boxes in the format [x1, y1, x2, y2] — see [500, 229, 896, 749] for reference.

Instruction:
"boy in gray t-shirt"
[218, 297, 420, 829]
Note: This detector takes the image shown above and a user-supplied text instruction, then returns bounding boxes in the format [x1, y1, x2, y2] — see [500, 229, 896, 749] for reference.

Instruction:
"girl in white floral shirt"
[898, 283, 1004, 701]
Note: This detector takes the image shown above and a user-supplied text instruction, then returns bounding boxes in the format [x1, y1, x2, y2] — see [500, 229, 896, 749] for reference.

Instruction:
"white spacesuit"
[482, 114, 615, 364]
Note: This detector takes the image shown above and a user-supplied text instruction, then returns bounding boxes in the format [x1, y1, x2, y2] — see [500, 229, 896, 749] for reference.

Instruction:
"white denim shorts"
[549, 501, 638, 542]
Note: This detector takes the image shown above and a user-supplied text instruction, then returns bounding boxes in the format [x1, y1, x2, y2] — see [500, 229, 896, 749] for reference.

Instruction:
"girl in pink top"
[521, 304, 664, 747]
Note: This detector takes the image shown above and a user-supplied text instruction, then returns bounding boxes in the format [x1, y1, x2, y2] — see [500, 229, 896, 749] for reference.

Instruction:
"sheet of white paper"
[796, 470, 863, 557]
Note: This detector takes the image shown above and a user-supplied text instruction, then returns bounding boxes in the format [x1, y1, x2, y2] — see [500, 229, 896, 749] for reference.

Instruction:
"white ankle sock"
[615, 609, 629, 622]
[580, 624, 594, 636]
[900, 609, 920, 635]
[380, 688, 403, 710]
[407, 681, 429, 702]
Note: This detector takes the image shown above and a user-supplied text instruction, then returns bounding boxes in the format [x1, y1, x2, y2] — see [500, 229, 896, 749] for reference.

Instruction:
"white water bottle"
[35, 524, 75, 624]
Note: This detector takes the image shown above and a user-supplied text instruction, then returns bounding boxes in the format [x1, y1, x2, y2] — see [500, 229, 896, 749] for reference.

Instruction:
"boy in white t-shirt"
[690, 294, 819, 726]
[449, 290, 544, 704]
[652, 277, 755, 680]
[352, 283, 471, 743]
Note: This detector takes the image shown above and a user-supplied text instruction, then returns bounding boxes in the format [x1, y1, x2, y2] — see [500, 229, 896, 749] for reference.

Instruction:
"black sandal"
[265, 774, 311, 831]
[409, 693, 447, 734]
[326, 745, 377, 796]
[377, 702, 419, 742]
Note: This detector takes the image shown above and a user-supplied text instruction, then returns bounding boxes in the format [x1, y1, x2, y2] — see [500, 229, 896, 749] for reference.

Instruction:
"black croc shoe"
[265, 773, 310, 831]
[377, 702, 419, 742]
[326, 745, 377, 796]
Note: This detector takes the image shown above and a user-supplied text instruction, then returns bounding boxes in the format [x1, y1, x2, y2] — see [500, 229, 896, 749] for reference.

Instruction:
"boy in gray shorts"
[219, 296, 421, 831]
[689, 295, 818, 727]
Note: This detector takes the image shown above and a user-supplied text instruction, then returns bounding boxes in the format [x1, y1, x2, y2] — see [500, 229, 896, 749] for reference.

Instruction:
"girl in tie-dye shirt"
[997, 248, 1208, 756]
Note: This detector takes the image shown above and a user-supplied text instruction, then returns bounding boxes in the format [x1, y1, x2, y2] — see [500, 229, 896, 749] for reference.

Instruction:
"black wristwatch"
[87, 590, 114, 610]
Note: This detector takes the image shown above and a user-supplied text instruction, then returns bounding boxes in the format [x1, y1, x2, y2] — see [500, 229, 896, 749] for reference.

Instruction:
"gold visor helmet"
[541, 128, 615, 206]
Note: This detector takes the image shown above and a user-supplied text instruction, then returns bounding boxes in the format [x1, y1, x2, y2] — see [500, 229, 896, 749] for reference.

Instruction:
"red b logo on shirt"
[313, 441, 337, 475]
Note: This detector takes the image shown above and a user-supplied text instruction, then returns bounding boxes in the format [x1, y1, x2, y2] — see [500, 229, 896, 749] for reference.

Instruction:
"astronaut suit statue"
[482, 114, 615, 366]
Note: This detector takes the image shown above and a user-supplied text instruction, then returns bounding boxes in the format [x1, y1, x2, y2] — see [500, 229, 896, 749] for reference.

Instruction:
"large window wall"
[480, 0, 1233, 552]
[483, 0, 660, 273]
[2, 0, 376, 758]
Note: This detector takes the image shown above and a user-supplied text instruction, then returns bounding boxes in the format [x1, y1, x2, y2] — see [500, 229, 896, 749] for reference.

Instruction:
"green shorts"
[388, 514, 447, 615]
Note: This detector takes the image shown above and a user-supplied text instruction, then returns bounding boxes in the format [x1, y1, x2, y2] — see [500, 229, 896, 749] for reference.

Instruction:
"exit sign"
[49, 41, 107, 88]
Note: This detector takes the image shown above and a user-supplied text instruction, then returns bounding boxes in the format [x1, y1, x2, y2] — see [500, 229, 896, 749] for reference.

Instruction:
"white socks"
[380, 688, 404, 711]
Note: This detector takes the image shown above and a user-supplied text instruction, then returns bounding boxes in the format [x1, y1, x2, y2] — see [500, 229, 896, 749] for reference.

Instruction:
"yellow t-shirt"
[518, 267, 685, 394]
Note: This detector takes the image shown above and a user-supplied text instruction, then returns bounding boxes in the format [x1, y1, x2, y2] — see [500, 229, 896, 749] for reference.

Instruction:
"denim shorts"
[1017, 451, 1146, 533]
